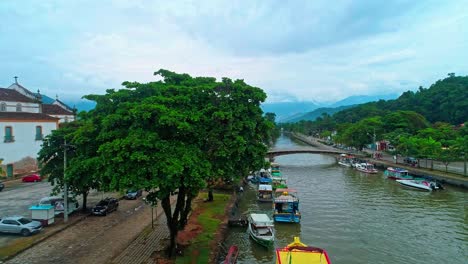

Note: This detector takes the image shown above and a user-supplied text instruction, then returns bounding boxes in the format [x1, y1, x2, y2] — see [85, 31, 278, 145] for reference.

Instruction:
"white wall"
[0, 121, 57, 164]
[0, 101, 40, 113]
[49, 114, 75, 123]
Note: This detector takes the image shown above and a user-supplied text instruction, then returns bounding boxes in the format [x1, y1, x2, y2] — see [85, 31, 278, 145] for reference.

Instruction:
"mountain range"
[261, 93, 399, 122]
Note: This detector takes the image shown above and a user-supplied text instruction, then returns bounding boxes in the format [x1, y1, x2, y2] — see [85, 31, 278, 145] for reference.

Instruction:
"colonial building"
[0, 78, 75, 177]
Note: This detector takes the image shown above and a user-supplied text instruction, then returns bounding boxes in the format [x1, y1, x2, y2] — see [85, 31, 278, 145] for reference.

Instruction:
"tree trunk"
[178, 192, 194, 230]
[82, 191, 88, 212]
[207, 188, 214, 202]
[161, 195, 176, 257]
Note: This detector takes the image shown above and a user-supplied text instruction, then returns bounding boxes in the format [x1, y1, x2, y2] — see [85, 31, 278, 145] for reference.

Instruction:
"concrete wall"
[0, 121, 57, 164]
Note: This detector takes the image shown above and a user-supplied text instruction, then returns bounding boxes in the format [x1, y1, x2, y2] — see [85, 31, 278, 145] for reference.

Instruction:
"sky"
[1, 0, 467, 103]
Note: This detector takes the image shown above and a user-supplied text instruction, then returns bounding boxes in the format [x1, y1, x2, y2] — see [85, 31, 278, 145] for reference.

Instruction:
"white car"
[0, 216, 42, 236]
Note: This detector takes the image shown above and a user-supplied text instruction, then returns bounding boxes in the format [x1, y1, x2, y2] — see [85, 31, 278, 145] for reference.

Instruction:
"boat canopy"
[275, 188, 297, 193]
[259, 178, 273, 184]
[274, 194, 299, 203]
[387, 167, 408, 173]
[249, 213, 274, 226]
[258, 184, 273, 191]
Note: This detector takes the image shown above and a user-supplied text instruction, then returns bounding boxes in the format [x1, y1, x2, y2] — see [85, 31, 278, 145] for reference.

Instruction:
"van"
[38, 197, 79, 215]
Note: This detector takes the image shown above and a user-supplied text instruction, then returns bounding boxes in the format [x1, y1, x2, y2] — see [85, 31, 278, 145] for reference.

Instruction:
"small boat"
[396, 179, 443, 191]
[384, 167, 413, 180]
[247, 213, 275, 247]
[272, 176, 288, 190]
[271, 162, 281, 172]
[258, 184, 273, 202]
[337, 154, 353, 167]
[259, 177, 273, 184]
[223, 245, 239, 264]
[275, 237, 332, 264]
[355, 163, 378, 174]
[273, 189, 301, 223]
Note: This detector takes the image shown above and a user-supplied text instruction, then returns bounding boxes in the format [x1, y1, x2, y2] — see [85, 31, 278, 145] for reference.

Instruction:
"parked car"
[0, 181, 4, 192]
[0, 216, 42, 236]
[39, 196, 79, 215]
[92, 197, 119, 216]
[124, 190, 143, 200]
[404, 157, 418, 166]
[22, 174, 41, 182]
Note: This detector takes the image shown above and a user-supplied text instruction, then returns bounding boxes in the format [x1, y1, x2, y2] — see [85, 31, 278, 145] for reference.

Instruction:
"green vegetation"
[38, 70, 272, 257]
[0, 233, 46, 260]
[176, 193, 230, 264]
[282, 74, 468, 174]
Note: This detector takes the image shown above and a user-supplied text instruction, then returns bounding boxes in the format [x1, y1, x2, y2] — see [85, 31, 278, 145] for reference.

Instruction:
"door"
[6, 164, 13, 178]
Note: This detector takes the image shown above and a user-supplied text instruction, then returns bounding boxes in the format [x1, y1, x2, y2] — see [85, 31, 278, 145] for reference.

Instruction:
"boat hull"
[338, 161, 352, 167]
[273, 213, 301, 223]
[248, 224, 274, 247]
[396, 180, 434, 191]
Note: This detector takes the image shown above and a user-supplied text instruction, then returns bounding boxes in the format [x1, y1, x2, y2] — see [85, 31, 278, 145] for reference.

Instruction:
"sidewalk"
[110, 197, 176, 264]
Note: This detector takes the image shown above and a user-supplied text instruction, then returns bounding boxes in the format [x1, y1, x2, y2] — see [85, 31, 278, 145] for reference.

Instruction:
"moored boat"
[384, 167, 413, 180]
[396, 179, 443, 191]
[273, 189, 301, 223]
[258, 184, 273, 202]
[337, 154, 353, 167]
[272, 176, 288, 190]
[247, 213, 275, 248]
[275, 237, 332, 264]
[223, 245, 239, 264]
[355, 163, 378, 174]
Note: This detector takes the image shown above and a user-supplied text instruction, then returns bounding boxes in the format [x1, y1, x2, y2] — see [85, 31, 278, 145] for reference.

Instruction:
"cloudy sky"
[1, 0, 467, 103]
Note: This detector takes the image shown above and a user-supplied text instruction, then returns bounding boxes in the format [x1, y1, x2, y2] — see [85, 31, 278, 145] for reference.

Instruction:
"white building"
[0, 79, 75, 177]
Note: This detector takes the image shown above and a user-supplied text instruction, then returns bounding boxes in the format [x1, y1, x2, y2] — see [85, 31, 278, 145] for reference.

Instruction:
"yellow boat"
[275, 237, 332, 264]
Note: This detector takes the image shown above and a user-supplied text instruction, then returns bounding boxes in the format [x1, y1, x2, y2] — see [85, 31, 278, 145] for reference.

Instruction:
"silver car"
[0, 216, 43, 236]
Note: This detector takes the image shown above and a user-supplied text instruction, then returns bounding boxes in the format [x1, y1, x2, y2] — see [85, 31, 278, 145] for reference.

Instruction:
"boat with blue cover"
[273, 188, 301, 223]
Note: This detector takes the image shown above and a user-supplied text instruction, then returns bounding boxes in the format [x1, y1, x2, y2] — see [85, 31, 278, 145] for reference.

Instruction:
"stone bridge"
[266, 148, 353, 161]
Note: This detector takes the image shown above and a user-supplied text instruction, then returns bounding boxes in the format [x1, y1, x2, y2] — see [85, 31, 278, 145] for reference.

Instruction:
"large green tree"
[82, 70, 270, 256]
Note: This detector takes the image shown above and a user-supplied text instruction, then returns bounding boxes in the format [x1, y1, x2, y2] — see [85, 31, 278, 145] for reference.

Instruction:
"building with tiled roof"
[0, 77, 75, 177]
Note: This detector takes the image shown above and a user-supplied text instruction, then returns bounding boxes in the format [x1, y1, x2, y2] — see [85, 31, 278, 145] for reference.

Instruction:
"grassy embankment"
[175, 192, 231, 264]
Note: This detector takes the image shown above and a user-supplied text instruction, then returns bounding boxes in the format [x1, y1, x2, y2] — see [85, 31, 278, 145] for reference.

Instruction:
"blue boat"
[273, 188, 301, 223]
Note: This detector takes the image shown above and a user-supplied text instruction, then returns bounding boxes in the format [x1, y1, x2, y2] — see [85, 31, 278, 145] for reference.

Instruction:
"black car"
[404, 157, 418, 166]
[124, 190, 143, 200]
[92, 198, 119, 216]
[0, 182, 4, 192]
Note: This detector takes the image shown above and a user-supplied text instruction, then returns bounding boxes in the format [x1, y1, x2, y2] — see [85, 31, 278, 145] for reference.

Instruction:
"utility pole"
[63, 139, 69, 223]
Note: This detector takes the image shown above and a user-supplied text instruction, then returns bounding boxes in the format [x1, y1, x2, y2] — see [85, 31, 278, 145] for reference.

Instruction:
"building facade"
[0, 79, 75, 177]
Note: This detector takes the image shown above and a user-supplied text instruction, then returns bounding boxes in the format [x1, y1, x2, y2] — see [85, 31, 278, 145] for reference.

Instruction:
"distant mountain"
[329, 94, 399, 108]
[284, 105, 355, 123]
[66, 99, 96, 112]
[261, 101, 321, 122]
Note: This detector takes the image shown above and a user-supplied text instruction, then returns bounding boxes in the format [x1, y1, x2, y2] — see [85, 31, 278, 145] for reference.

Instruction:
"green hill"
[285, 105, 355, 122]
[333, 75, 468, 125]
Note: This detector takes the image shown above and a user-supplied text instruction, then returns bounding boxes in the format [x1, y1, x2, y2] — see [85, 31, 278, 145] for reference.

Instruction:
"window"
[35, 126, 43, 140]
[0, 103, 6, 111]
[16, 103, 22, 112]
[64, 116, 69, 122]
[4, 126, 14, 143]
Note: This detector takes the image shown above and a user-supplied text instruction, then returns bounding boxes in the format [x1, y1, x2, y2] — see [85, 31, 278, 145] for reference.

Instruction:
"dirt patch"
[176, 198, 204, 247]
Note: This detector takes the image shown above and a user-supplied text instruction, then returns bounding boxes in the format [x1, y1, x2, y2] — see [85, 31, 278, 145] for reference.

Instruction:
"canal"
[222, 134, 467, 264]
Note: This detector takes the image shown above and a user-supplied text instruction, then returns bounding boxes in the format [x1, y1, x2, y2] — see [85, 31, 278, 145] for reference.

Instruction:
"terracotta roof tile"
[0, 88, 36, 103]
[42, 104, 74, 115]
[0, 112, 59, 121]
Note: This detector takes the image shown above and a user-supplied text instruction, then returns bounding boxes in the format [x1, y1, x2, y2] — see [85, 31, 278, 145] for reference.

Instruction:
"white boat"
[257, 184, 273, 202]
[396, 179, 442, 191]
[337, 154, 353, 167]
[247, 213, 275, 247]
[355, 163, 378, 174]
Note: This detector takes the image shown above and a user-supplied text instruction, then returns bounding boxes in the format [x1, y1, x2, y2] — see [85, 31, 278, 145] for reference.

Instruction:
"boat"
[258, 184, 273, 202]
[396, 179, 443, 191]
[384, 167, 413, 180]
[337, 154, 353, 167]
[273, 189, 301, 223]
[355, 163, 378, 174]
[271, 162, 281, 172]
[247, 213, 275, 247]
[275, 237, 332, 264]
[223, 245, 239, 264]
[272, 176, 288, 190]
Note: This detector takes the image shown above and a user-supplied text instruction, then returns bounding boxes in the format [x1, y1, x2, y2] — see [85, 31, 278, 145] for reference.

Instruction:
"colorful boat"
[272, 176, 288, 190]
[258, 184, 273, 202]
[396, 179, 443, 191]
[384, 167, 413, 180]
[337, 154, 353, 167]
[275, 237, 332, 264]
[273, 189, 301, 223]
[247, 213, 275, 247]
[355, 163, 378, 174]
[223, 245, 239, 264]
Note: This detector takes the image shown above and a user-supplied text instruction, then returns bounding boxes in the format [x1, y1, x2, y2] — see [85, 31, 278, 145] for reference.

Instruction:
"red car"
[22, 174, 42, 182]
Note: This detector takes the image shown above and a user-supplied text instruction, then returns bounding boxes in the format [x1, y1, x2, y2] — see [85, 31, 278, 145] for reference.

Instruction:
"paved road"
[0, 180, 119, 248]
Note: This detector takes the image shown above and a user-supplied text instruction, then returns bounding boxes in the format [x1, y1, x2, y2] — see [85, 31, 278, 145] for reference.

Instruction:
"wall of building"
[0, 101, 40, 113]
[0, 121, 57, 164]
[49, 114, 75, 123]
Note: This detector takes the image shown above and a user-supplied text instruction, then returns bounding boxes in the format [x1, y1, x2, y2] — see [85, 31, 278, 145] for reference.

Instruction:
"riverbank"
[290, 132, 468, 188]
